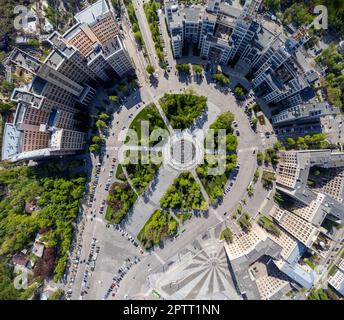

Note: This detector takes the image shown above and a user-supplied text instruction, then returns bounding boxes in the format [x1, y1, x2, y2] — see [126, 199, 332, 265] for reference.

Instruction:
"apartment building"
[165, 0, 261, 64]
[2, 0, 131, 162]
[224, 222, 318, 299]
[328, 258, 344, 296]
[276, 150, 344, 222]
[165, 0, 323, 113]
[270, 207, 319, 248]
[271, 102, 339, 141]
[62, 0, 132, 79]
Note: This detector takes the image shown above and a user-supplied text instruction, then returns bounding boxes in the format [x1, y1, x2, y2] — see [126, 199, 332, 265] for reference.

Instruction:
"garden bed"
[137, 210, 178, 249]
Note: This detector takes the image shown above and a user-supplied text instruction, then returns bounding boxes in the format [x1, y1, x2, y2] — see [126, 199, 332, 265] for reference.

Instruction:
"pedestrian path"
[124, 165, 180, 236]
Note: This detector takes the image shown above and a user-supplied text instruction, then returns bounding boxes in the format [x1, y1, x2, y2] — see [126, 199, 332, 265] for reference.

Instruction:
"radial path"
[123, 100, 222, 237]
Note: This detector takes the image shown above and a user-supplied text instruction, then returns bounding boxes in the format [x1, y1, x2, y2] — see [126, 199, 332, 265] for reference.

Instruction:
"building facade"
[2, 0, 132, 162]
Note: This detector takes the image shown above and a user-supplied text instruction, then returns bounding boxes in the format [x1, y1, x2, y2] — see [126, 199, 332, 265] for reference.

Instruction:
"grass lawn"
[304, 259, 316, 270]
[137, 210, 178, 249]
[115, 164, 125, 180]
[128, 103, 167, 146]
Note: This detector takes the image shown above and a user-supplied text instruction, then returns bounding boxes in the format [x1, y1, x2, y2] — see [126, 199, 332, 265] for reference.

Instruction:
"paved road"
[133, 0, 161, 72]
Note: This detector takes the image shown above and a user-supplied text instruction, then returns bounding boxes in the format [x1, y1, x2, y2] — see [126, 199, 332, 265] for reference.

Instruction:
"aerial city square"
[0, 0, 344, 303]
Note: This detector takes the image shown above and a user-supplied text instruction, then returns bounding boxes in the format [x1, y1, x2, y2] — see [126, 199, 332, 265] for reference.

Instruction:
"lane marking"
[152, 251, 166, 265]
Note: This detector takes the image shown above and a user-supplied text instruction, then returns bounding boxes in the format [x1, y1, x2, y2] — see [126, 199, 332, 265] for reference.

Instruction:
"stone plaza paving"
[147, 229, 242, 300]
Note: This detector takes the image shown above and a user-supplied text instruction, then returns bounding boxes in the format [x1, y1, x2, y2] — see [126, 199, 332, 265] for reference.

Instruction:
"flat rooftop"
[12, 89, 43, 108]
[219, 3, 242, 19]
[181, 7, 201, 22]
[75, 0, 109, 25]
[2, 123, 21, 160]
[10, 49, 41, 74]
[45, 50, 64, 70]
[30, 76, 47, 95]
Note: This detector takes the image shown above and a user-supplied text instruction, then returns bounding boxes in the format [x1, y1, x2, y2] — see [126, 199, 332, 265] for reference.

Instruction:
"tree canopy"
[0, 161, 86, 284]
[159, 91, 207, 129]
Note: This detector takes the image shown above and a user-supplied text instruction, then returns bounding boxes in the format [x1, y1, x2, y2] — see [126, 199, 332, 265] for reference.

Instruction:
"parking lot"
[72, 220, 145, 300]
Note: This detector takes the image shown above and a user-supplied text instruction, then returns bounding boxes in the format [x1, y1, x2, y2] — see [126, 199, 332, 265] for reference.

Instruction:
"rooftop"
[218, 3, 242, 19]
[75, 0, 109, 25]
[11, 88, 43, 109]
[10, 48, 42, 74]
[1, 123, 21, 160]
[181, 7, 202, 22]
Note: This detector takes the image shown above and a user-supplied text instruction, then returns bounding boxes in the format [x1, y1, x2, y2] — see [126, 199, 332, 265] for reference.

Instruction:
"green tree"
[263, 0, 280, 11]
[307, 288, 329, 300]
[273, 191, 283, 204]
[234, 86, 245, 96]
[283, 3, 314, 26]
[27, 39, 40, 48]
[98, 113, 110, 121]
[220, 228, 233, 243]
[253, 168, 260, 182]
[213, 72, 230, 86]
[286, 138, 296, 149]
[134, 31, 144, 46]
[237, 213, 251, 231]
[247, 185, 255, 197]
[192, 64, 203, 75]
[327, 86, 342, 109]
[91, 135, 103, 144]
[109, 95, 119, 103]
[0, 101, 15, 115]
[96, 119, 107, 131]
[146, 64, 155, 75]
[1, 80, 15, 95]
[176, 63, 190, 74]
[118, 84, 128, 94]
[257, 150, 264, 164]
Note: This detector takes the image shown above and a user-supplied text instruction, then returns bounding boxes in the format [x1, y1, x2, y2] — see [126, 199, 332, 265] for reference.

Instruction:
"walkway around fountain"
[123, 101, 223, 237]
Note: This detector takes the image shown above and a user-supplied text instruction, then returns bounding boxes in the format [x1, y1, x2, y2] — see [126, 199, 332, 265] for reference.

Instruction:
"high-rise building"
[165, 0, 261, 64]
[276, 150, 344, 222]
[2, 0, 132, 162]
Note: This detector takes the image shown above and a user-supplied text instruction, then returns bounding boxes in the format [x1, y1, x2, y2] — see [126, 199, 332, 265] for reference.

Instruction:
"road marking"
[152, 251, 166, 265]
[210, 208, 223, 222]
[238, 146, 257, 153]
[94, 217, 105, 224]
